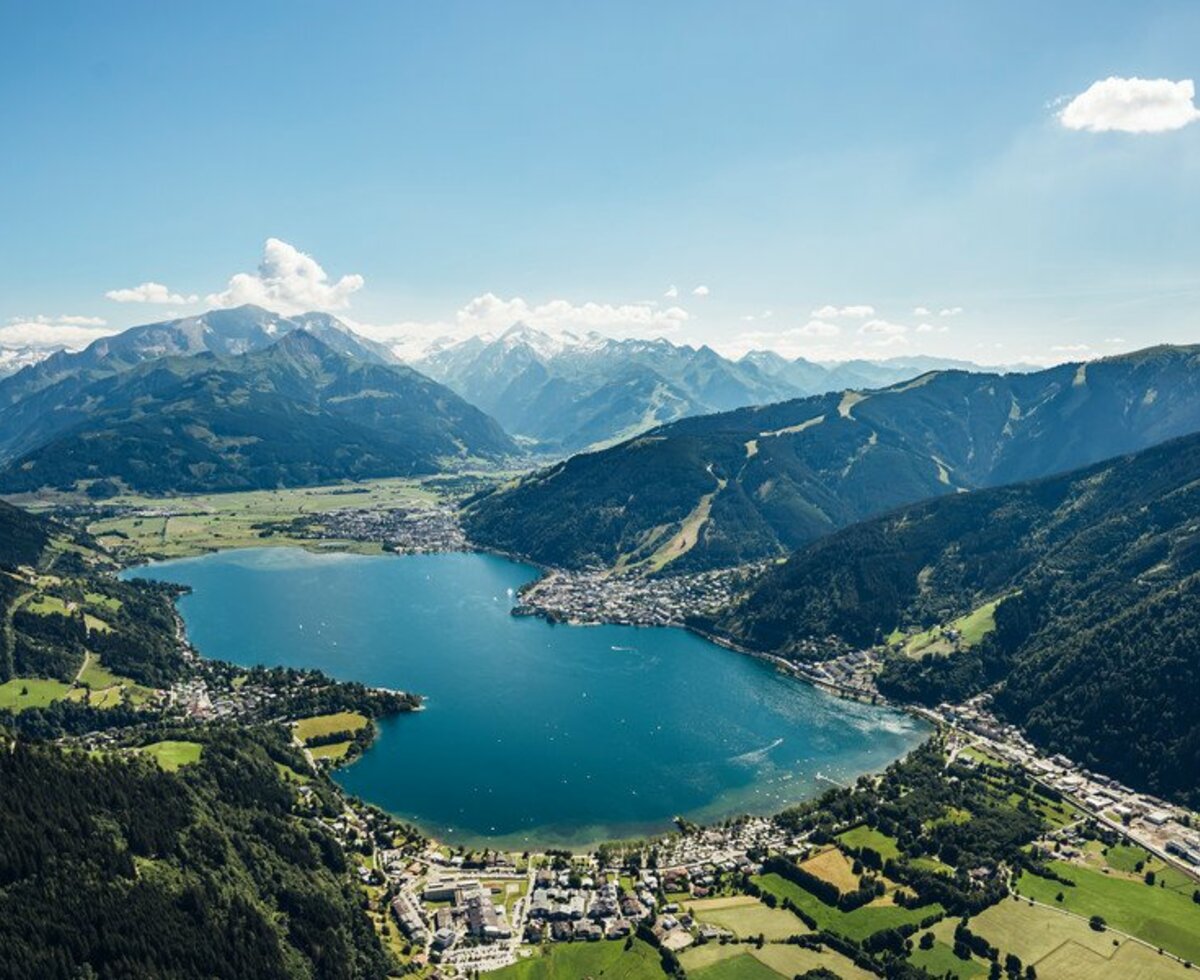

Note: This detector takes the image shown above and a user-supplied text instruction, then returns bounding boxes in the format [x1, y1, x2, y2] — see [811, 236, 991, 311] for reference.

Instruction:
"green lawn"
[84, 591, 122, 612]
[909, 936, 986, 978]
[293, 711, 368, 743]
[688, 952, 779, 980]
[309, 741, 352, 761]
[490, 938, 663, 979]
[139, 740, 203, 771]
[836, 824, 902, 861]
[690, 895, 807, 940]
[0, 677, 72, 711]
[902, 596, 1007, 657]
[25, 593, 70, 616]
[1015, 860, 1200, 962]
[753, 873, 941, 942]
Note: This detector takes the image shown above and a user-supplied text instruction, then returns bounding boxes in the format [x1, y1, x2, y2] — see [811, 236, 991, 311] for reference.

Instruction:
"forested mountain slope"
[706, 430, 1200, 805]
[465, 344, 1200, 571]
[0, 733, 392, 980]
[0, 331, 515, 494]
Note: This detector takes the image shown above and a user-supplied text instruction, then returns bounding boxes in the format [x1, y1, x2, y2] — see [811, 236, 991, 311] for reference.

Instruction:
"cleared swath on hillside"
[706, 429, 1200, 806]
[464, 345, 1200, 572]
[0, 331, 515, 495]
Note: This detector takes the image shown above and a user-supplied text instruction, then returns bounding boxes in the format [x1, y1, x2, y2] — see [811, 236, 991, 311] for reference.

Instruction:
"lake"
[128, 548, 928, 847]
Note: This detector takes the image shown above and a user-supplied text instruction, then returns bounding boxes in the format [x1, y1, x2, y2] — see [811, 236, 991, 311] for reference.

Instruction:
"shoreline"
[113, 538, 932, 854]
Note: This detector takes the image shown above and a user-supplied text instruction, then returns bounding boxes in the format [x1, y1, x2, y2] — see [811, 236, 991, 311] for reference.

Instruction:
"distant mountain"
[0, 346, 57, 380]
[705, 429, 1200, 806]
[464, 345, 1200, 571]
[0, 331, 515, 494]
[0, 305, 398, 455]
[412, 325, 1029, 453]
[413, 325, 802, 451]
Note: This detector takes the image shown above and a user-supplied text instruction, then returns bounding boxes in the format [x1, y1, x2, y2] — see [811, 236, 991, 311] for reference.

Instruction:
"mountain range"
[464, 344, 1200, 571]
[412, 324, 1036, 452]
[704, 427, 1200, 806]
[0, 308, 514, 494]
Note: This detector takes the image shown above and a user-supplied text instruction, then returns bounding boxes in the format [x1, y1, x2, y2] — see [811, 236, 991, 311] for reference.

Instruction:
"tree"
[920, 931, 935, 950]
[1089, 915, 1106, 932]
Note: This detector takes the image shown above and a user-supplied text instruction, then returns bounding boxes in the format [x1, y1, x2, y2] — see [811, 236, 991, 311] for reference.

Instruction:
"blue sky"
[1, 0, 1198, 363]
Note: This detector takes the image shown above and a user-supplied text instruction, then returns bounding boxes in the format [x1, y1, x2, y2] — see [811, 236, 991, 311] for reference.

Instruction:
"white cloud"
[106, 281, 199, 305]
[1059, 76, 1200, 133]
[0, 314, 114, 351]
[792, 319, 840, 338]
[859, 318, 908, 336]
[692, 285, 710, 297]
[912, 306, 931, 316]
[664, 284, 679, 298]
[1051, 343, 1092, 353]
[811, 304, 874, 319]
[206, 238, 365, 314]
[938, 306, 963, 317]
[1104, 336, 1126, 344]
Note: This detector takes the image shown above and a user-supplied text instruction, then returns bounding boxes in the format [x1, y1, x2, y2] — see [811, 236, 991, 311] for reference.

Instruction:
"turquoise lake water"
[128, 548, 928, 846]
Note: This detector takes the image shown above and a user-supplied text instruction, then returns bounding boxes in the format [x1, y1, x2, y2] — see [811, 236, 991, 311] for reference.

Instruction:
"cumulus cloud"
[1059, 76, 1200, 133]
[692, 285, 710, 297]
[938, 306, 963, 317]
[859, 318, 908, 336]
[915, 322, 950, 334]
[206, 238, 365, 314]
[913, 306, 931, 316]
[106, 281, 198, 305]
[0, 314, 114, 351]
[664, 284, 679, 298]
[811, 304, 874, 319]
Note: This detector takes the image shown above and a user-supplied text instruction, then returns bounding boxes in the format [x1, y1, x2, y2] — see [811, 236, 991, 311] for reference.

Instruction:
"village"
[511, 563, 769, 627]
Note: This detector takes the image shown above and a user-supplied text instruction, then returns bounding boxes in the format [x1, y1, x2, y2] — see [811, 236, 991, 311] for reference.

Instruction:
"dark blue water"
[128, 548, 927, 846]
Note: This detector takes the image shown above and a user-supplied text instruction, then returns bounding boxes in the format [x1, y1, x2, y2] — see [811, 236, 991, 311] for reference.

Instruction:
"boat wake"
[729, 737, 784, 765]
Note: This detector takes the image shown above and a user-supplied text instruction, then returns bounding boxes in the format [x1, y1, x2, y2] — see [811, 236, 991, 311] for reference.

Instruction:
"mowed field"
[293, 711, 369, 742]
[923, 896, 1199, 980]
[752, 873, 940, 942]
[681, 940, 876, 980]
[490, 938, 663, 979]
[139, 740, 203, 771]
[1015, 859, 1200, 963]
[689, 895, 805, 941]
[800, 846, 861, 891]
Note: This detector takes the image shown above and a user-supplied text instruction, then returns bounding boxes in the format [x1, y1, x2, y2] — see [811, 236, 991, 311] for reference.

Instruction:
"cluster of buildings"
[934, 696, 1200, 882]
[513, 564, 767, 627]
[302, 504, 468, 553]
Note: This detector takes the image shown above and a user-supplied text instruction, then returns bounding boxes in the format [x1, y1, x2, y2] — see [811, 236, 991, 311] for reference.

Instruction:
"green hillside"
[0, 330, 515, 494]
[707, 429, 1200, 805]
[465, 345, 1200, 571]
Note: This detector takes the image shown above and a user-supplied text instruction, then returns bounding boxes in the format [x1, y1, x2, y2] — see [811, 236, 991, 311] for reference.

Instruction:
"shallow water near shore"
[127, 547, 928, 847]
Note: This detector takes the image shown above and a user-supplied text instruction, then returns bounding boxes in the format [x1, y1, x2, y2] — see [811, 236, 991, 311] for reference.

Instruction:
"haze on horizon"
[1, 0, 1198, 366]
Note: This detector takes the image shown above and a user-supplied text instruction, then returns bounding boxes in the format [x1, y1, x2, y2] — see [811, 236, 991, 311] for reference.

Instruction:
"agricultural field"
[925, 896, 1199, 980]
[836, 824, 902, 861]
[681, 940, 876, 980]
[752, 873, 941, 942]
[309, 742, 352, 761]
[689, 895, 806, 941]
[68, 478, 443, 559]
[898, 596, 1006, 657]
[139, 740, 203, 771]
[799, 846, 861, 891]
[1014, 860, 1200, 963]
[0, 677, 72, 711]
[25, 593, 70, 616]
[293, 710, 369, 743]
[490, 937, 663, 979]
